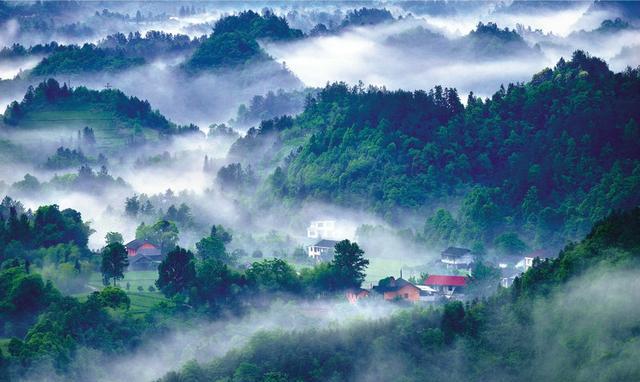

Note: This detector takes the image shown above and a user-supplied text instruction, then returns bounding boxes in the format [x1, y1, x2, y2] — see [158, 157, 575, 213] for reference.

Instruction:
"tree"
[246, 258, 301, 294]
[441, 301, 466, 344]
[196, 235, 232, 264]
[196, 224, 235, 264]
[192, 259, 244, 311]
[330, 240, 369, 289]
[105, 231, 124, 245]
[136, 219, 179, 254]
[156, 247, 195, 298]
[100, 242, 128, 286]
[494, 232, 527, 256]
[125, 195, 140, 217]
[96, 286, 130, 309]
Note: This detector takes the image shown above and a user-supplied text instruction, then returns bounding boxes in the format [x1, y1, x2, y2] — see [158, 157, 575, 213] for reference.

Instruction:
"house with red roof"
[373, 277, 422, 302]
[125, 239, 159, 257]
[124, 239, 163, 271]
[424, 275, 467, 298]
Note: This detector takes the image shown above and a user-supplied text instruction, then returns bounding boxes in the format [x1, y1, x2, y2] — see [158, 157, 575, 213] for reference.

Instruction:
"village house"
[125, 239, 163, 271]
[440, 247, 475, 272]
[125, 239, 159, 257]
[424, 275, 467, 299]
[516, 250, 551, 272]
[307, 239, 339, 260]
[373, 277, 421, 302]
[307, 220, 337, 239]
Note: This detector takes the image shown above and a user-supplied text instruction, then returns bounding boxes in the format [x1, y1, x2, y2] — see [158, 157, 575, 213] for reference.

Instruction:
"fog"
[530, 268, 640, 379]
[0, 2, 638, 381]
[263, 2, 639, 98]
[20, 298, 402, 382]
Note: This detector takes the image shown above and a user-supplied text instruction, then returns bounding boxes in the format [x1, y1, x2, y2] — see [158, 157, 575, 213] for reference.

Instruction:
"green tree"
[156, 247, 195, 298]
[96, 286, 130, 309]
[494, 232, 527, 256]
[192, 259, 244, 311]
[105, 231, 124, 245]
[100, 242, 128, 286]
[330, 240, 369, 289]
[246, 258, 301, 294]
[136, 219, 179, 254]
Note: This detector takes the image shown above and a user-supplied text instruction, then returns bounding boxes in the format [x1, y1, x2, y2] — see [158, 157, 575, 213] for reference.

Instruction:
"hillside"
[2, 79, 198, 151]
[183, 10, 303, 73]
[159, 207, 640, 382]
[233, 51, 640, 249]
[30, 43, 144, 76]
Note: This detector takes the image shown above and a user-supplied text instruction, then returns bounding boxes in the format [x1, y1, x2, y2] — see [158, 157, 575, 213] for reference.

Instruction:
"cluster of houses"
[345, 246, 552, 304]
[346, 273, 469, 304]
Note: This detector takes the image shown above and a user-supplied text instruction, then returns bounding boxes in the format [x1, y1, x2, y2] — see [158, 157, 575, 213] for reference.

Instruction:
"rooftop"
[424, 275, 467, 287]
[313, 239, 340, 248]
[441, 247, 472, 257]
[124, 239, 157, 250]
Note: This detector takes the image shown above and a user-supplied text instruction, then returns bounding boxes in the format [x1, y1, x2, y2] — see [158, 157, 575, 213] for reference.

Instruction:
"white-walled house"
[307, 239, 339, 259]
[440, 247, 475, 271]
[424, 275, 467, 299]
[307, 220, 337, 239]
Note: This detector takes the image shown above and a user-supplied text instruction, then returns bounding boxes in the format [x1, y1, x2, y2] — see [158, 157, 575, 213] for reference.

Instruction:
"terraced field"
[14, 106, 161, 153]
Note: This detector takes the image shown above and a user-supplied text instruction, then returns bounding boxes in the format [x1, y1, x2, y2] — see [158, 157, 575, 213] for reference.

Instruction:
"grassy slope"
[15, 105, 161, 152]
[84, 270, 169, 317]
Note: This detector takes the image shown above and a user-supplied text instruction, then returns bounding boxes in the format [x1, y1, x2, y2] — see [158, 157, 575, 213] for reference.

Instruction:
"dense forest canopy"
[232, 51, 640, 250]
[2, 78, 200, 136]
[184, 10, 303, 72]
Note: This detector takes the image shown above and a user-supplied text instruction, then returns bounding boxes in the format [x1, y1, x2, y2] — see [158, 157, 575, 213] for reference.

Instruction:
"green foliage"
[105, 231, 124, 245]
[30, 43, 144, 75]
[44, 147, 93, 170]
[10, 292, 142, 370]
[255, 51, 640, 248]
[246, 258, 301, 295]
[3, 79, 176, 133]
[136, 219, 179, 254]
[0, 202, 92, 267]
[183, 10, 302, 73]
[493, 232, 527, 256]
[100, 242, 129, 286]
[331, 240, 369, 289]
[191, 259, 245, 313]
[156, 247, 196, 298]
[185, 31, 265, 72]
[33, 204, 92, 248]
[0, 265, 60, 337]
[95, 286, 130, 310]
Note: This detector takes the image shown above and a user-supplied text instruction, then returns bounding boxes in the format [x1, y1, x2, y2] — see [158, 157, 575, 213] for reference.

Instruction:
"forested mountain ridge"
[234, 51, 640, 249]
[159, 208, 640, 382]
[2, 78, 198, 134]
[184, 10, 303, 73]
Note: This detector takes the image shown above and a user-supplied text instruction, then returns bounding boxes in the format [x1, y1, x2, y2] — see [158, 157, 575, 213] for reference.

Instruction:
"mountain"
[2, 78, 198, 152]
[183, 10, 303, 73]
[232, 51, 640, 249]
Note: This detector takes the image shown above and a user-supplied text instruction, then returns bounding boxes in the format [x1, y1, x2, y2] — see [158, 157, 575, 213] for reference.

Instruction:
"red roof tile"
[424, 275, 467, 287]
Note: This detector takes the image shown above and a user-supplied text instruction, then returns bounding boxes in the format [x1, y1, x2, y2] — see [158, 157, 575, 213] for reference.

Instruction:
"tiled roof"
[424, 275, 467, 287]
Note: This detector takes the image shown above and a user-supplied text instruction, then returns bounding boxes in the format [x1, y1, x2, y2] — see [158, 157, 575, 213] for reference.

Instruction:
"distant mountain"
[183, 10, 303, 73]
[2, 79, 199, 151]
